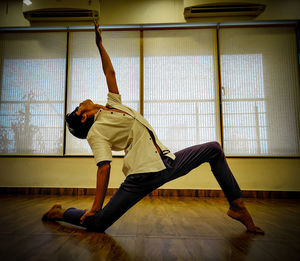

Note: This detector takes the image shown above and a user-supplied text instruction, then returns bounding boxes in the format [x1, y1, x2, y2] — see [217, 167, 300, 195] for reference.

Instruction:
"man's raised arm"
[94, 20, 119, 94]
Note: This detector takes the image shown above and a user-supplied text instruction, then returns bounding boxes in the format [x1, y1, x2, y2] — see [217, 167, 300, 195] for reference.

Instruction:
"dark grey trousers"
[62, 142, 242, 232]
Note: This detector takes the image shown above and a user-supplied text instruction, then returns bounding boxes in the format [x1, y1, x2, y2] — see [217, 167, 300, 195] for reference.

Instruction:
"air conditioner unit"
[23, 0, 100, 22]
[184, 1, 266, 19]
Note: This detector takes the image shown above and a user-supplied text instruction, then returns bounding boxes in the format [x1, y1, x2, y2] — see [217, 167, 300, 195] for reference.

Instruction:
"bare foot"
[42, 204, 63, 222]
[227, 199, 264, 235]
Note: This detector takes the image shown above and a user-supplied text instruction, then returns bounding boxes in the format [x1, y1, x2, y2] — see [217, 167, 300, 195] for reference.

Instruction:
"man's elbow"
[105, 70, 115, 78]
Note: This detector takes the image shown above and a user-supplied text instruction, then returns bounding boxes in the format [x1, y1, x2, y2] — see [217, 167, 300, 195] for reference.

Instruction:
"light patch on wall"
[23, 0, 32, 6]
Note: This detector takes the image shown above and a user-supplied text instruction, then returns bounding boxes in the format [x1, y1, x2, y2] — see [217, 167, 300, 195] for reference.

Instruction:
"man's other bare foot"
[42, 204, 64, 222]
[227, 198, 264, 235]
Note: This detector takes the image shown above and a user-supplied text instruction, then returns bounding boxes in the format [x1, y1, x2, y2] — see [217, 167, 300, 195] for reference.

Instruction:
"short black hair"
[66, 107, 94, 139]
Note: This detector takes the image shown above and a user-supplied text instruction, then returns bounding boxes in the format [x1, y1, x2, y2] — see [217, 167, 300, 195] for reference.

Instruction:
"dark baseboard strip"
[0, 187, 299, 199]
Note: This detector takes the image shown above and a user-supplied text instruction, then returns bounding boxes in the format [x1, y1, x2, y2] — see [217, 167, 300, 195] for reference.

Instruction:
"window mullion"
[63, 31, 70, 156]
[216, 25, 224, 149]
[140, 30, 144, 116]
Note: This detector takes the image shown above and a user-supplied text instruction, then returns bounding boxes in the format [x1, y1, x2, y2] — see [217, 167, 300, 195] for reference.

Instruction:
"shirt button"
[123, 114, 125, 116]
[155, 151, 157, 153]
[111, 112, 113, 114]
[149, 138, 151, 140]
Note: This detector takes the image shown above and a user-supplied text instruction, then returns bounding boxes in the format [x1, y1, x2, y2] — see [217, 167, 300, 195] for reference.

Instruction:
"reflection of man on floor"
[42, 21, 264, 235]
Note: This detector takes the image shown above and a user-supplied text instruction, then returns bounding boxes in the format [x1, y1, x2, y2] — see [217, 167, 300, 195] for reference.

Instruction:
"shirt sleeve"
[107, 92, 122, 106]
[87, 128, 112, 165]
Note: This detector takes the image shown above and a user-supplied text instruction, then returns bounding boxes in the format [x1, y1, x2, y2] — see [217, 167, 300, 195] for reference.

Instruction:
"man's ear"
[81, 113, 87, 123]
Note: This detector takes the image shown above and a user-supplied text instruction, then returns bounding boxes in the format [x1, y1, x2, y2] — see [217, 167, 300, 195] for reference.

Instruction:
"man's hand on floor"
[80, 209, 97, 224]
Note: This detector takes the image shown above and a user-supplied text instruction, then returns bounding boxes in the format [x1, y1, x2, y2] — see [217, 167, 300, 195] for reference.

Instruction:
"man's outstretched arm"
[80, 162, 111, 224]
[94, 20, 119, 94]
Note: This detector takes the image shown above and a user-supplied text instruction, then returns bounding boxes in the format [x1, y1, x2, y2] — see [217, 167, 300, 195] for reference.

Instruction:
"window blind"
[220, 26, 300, 155]
[0, 32, 66, 155]
[143, 29, 220, 153]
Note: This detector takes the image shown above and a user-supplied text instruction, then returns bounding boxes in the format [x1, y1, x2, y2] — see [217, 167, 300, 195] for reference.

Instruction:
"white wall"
[1, 157, 300, 191]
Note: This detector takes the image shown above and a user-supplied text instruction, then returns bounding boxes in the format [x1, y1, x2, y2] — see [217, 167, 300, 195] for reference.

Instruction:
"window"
[220, 27, 300, 155]
[0, 25, 299, 157]
[143, 29, 221, 153]
[0, 32, 67, 155]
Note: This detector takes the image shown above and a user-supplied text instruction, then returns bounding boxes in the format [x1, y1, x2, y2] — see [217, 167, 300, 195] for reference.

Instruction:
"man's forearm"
[97, 43, 115, 77]
[91, 164, 110, 211]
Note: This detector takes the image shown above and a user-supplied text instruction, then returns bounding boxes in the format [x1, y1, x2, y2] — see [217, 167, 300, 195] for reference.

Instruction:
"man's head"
[66, 99, 97, 139]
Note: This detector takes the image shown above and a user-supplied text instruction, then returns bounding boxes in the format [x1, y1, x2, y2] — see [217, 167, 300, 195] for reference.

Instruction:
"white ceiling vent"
[184, 2, 266, 19]
[23, 0, 100, 22]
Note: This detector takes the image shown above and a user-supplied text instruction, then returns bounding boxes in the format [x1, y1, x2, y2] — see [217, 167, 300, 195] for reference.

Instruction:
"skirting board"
[0, 187, 299, 199]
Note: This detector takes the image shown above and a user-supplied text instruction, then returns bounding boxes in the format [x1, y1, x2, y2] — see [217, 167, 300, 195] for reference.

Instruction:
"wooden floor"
[0, 195, 299, 261]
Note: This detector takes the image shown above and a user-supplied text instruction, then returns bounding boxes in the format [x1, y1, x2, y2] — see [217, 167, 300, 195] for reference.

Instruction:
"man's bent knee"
[207, 141, 222, 152]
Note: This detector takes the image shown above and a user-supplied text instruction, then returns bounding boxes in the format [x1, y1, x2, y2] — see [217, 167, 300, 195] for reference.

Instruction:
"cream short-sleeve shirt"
[87, 92, 175, 176]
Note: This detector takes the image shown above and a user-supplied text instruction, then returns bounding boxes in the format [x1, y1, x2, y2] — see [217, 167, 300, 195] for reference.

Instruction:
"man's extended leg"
[162, 141, 264, 234]
[46, 167, 171, 232]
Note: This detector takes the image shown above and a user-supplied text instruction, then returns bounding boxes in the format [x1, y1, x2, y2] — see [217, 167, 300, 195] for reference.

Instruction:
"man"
[42, 21, 264, 235]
